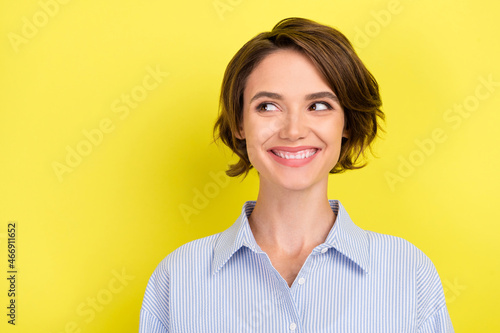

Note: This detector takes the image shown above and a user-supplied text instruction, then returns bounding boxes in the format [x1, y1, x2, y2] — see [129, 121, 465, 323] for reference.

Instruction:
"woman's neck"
[248, 177, 336, 257]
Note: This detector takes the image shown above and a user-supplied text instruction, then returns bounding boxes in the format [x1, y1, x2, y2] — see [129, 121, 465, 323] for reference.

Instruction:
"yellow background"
[1, 0, 499, 332]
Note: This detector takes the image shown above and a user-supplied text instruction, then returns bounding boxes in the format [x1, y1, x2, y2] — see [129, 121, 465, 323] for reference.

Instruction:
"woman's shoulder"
[364, 229, 438, 270]
[151, 231, 223, 276]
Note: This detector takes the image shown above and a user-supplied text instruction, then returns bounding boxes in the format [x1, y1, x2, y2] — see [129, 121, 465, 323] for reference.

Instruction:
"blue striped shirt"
[139, 200, 454, 332]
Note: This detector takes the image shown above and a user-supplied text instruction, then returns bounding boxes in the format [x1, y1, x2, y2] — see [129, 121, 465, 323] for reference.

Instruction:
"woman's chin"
[258, 173, 327, 193]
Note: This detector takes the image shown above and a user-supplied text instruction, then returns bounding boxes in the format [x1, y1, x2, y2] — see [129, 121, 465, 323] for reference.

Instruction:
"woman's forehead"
[243, 49, 334, 101]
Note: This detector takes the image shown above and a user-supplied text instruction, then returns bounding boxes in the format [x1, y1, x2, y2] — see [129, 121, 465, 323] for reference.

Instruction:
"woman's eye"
[310, 102, 332, 111]
[257, 103, 279, 112]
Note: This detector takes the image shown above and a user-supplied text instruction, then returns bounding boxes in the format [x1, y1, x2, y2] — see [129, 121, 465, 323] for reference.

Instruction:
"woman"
[139, 17, 454, 332]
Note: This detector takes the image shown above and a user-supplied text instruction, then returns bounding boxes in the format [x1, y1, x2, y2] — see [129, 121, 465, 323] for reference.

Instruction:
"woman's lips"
[270, 148, 318, 159]
[267, 147, 320, 167]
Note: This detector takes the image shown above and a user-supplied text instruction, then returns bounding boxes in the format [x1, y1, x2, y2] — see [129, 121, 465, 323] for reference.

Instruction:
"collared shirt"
[139, 200, 454, 332]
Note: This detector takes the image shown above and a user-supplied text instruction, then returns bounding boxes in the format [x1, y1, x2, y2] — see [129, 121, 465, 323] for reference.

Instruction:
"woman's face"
[237, 48, 348, 191]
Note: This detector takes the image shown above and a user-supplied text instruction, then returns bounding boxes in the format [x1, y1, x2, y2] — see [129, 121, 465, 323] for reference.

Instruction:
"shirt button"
[289, 322, 297, 331]
[321, 247, 328, 254]
[298, 277, 305, 285]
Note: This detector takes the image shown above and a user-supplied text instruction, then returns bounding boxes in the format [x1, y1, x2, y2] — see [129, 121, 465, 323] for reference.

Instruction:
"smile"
[267, 147, 321, 167]
[271, 148, 318, 159]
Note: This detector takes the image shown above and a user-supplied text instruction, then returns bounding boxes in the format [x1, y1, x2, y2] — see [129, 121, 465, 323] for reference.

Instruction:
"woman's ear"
[342, 117, 349, 139]
[342, 127, 349, 139]
[235, 124, 245, 140]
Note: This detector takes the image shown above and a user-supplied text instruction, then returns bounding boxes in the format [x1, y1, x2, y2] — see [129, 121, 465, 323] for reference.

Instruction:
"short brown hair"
[212, 17, 385, 178]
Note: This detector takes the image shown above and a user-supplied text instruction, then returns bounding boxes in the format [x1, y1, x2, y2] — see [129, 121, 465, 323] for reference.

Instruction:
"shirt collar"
[212, 200, 370, 275]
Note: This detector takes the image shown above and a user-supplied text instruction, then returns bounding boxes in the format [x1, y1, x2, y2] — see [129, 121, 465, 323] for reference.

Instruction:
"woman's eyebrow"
[249, 91, 282, 103]
[249, 91, 339, 103]
[305, 91, 339, 102]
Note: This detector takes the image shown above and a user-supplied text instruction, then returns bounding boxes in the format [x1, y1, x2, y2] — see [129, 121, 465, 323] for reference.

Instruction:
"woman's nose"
[279, 111, 308, 141]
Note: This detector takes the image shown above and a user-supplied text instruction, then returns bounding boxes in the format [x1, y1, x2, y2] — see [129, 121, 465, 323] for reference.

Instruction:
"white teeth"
[272, 149, 318, 159]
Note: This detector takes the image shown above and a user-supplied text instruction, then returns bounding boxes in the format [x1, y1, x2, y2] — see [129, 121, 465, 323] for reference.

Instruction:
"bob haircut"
[213, 17, 385, 178]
